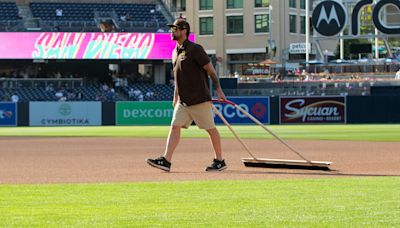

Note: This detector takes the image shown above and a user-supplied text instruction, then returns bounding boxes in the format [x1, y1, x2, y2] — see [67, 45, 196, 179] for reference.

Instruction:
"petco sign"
[312, 0, 400, 36]
[0, 102, 17, 126]
[214, 97, 270, 124]
[289, 43, 312, 54]
[280, 96, 346, 124]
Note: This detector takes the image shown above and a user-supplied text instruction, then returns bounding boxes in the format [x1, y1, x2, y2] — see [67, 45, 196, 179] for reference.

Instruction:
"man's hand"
[173, 98, 178, 107]
[216, 87, 227, 101]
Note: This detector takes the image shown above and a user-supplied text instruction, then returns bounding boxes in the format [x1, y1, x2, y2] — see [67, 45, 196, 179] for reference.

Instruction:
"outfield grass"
[1, 125, 399, 226]
[0, 178, 399, 227]
[1, 124, 400, 141]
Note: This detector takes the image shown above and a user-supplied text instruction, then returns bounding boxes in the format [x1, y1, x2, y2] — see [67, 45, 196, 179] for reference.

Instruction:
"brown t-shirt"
[172, 39, 211, 106]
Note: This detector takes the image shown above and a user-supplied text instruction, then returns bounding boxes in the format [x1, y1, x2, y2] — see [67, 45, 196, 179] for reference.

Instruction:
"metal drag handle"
[212, 99, 313, 164]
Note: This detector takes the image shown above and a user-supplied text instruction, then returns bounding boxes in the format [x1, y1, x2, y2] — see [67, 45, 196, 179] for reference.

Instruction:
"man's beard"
[172, 34, 179, 40]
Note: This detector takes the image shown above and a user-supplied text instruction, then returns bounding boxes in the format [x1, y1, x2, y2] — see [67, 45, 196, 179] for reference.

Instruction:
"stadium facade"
[165, 0, 400, 75]
[165, 0, 324, 75]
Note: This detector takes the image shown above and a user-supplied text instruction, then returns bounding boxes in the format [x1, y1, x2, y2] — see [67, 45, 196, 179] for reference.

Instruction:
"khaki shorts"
[171, 101, 215, 129]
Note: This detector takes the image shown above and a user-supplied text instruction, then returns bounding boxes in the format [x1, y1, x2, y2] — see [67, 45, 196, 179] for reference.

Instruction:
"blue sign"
[213, 97, 270, 124]
[0, 102, 17, 126]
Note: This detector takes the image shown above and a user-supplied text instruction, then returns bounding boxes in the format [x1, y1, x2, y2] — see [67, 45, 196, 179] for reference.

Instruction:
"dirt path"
[0, 137, 399, 184]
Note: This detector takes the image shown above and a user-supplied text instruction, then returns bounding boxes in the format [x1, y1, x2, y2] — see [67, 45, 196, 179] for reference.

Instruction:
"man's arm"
[203, 62, 227, 101]
[173, 74, 179, 107]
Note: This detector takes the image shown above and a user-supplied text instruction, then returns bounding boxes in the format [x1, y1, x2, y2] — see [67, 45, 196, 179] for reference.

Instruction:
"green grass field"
[0, 125, 399, 226]
[0, 178, 399, 227]
[1, 124, 400, 141]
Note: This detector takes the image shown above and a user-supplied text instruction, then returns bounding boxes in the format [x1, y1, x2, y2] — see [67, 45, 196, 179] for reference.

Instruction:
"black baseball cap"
[167, 19, 190, 30]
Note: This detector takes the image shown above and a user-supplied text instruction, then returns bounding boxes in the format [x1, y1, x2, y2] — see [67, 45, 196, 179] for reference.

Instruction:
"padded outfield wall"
[4, 95, 400, 126]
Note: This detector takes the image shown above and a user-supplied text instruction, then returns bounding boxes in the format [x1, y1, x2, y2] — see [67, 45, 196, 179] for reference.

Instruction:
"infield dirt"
[0, 137, 399, 184]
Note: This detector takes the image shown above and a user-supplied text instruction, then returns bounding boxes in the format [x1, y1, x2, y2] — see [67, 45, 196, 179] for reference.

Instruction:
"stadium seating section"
[0, 1, 168, 32]
[30, 2, 167, 32]
[0, 84, 173, 102]
[31, 2, 165, 22]
[121, 84, 173, 101]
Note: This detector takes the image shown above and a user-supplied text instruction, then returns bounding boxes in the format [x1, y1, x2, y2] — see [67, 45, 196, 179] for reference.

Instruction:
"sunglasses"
[170, 27, 187, 32]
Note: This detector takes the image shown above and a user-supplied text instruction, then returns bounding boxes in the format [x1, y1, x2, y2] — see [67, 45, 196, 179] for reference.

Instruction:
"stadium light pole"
[268, 5, 273, 59]
[305, 0, 310, 66]
[340, 32, 344, 59]
[374, 0, 379, 59]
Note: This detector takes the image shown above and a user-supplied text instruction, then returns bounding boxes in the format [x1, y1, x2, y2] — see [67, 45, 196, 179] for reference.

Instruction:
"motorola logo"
[312, 0, 347, 36]
[312, 0, 400, 37]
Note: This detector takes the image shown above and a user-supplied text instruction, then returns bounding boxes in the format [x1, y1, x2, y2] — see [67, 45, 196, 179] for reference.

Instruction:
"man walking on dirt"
[146, 18, 227, 172]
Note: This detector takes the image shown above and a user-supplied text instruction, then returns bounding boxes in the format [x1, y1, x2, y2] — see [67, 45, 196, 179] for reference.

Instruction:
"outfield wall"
[4, 95, 400, 127]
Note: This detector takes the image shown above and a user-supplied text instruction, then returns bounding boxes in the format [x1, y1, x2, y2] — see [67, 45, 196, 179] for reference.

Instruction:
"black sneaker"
[205, 159, 227, 171]
[146, 156, 171, 172]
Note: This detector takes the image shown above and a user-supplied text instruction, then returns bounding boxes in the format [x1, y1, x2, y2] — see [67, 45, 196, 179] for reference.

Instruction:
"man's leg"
[206, 127, 223, 161]
[146, 103, 191, 171]
[205, 127, 227, 171]
[163, 125, 181, 162]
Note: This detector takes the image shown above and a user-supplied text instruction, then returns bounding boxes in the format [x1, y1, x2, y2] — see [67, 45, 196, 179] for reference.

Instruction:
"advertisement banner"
[29, 102, 101, 126]
[116, 101, 174, 125]
[214, 97, 270, 124]
[117, 98, 270, 126]
[0, 32, 194, 60]
[280, 96, 346, 124]
[0, 102, 17, 126]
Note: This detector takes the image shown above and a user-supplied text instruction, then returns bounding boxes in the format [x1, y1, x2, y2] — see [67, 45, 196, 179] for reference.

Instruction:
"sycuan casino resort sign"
[0, 32, 194, 59]
[312, 0, 400, 36]
[280, 97, 346, 124]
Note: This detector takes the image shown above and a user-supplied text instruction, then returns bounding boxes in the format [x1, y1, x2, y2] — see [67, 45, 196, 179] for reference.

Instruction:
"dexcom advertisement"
[116, 97, 270, 125]
[116, 101, 174, 125]
[29, 102, 101, 126]
[280, 96, 346, 124]
[214, 97, 270, 124]
[0, 102, 17, 126]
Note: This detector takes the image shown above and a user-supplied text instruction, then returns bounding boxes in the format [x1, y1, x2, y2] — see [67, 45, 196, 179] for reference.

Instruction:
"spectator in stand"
[114, 77, 121, 91]
[101, 84, 109, 91]
[274, 73, 282, 81]
[11, 93, 19, 102]
[95, 92, 103, 101]
[21, 71, 29, 79]
[144, 72, 152, 83]
[76, 91, 82, 100]
[395, 69, 400, 80]
[126, 13, 132, 21]
[16, 11, 23, 20]
[120, 14, 127, 22]
[122, 78, 128, 87]
[55, 89, 65, 101]
[138, 94, 144, 101]
[133, 88, 142, 98]
[128, 88, 135, 99]
[56, 8, 63, 17]
[107, 88, 116, 101]
[146, 90, 154, 99]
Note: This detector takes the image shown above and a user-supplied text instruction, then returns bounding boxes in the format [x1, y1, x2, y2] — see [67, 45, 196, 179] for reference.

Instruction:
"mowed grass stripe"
[1, 125, 400, 141]
[0, 178, 399, 227]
